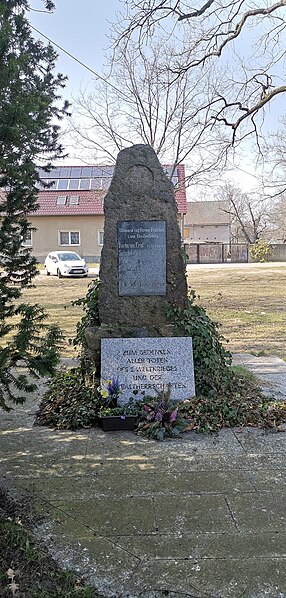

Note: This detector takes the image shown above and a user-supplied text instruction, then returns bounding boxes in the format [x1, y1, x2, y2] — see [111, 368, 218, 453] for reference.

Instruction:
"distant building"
[0, 163, 187, 262]
[184, 200, 230, 244]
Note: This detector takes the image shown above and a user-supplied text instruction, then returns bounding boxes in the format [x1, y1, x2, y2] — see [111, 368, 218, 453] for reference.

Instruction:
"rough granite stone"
[98, 144, 188, 329]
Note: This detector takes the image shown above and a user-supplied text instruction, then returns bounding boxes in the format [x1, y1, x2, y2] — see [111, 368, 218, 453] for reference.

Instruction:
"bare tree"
[69, 40, 231, 186]
[262, 117, 286, 196]
[116, 1, 286, 147]
[266, 194, 286, 241]
[218, 183, 270, 243]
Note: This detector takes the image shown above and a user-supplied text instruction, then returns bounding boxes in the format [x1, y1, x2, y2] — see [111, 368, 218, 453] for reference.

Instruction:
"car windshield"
[57, 252, 81, 261]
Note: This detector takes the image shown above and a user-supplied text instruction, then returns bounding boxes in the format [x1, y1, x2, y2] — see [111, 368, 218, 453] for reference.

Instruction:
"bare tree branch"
[115, 1, 286, 147]
[218, 182, 271, 243]
[178, 0, 216, 20]
[68, 40, 231, 186]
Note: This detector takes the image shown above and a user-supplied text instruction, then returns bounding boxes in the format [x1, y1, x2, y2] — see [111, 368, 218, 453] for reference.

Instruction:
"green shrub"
[35, 368, 100, 429]
[35, 367, 286, 437]
[167, 290, 233, 395]
[180, 371, 286, 433]
[70, 278, 100, 352]
[249, 239, 272, 262]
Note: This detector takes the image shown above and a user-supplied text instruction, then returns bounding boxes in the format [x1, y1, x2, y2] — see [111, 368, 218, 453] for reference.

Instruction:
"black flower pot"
[98, 415, 137, 432]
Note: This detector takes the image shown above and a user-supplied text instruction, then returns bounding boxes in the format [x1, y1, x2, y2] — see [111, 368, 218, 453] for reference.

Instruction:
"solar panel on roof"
[90, 178, 102, 190]
[79, 179, 90, 190]
[69, 179, 80, 190]
[91, 166, 114, 177]
[37, 178, 56, 189]
[58, 179, 69, 190]
[48, 168, 61, 178]
[101, 178, 111, 189]
[38, 168, 58, 179]
[91, 167, 103, 177]
[81, 167, 93, 177]
[70, 167, 82, 178]
[103, 166, 114, 177]
[59, 168, 71, 178]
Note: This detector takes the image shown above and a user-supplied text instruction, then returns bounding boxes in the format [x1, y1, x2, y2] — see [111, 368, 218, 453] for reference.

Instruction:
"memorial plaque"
[101, 337, 195, 403]
[118, 220, 166, 296]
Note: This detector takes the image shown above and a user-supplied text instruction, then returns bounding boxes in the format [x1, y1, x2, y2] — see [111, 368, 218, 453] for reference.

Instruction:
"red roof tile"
[32, 190, 105, 216]
[1, 163, 187, 216]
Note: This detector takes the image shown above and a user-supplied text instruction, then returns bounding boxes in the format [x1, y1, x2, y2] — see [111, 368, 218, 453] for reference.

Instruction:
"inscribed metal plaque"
[101, 337, 195, 404]
[117, 220, 166, 296]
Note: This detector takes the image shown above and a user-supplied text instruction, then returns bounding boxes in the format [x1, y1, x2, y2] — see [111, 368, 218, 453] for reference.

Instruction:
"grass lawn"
[187, 263, 286, 360]
[16, 273, 97, 357]
[12, 263, 286, 360]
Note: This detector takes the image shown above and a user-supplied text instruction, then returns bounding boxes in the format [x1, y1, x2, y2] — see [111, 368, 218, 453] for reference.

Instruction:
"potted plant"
[97, 376, 139, 431]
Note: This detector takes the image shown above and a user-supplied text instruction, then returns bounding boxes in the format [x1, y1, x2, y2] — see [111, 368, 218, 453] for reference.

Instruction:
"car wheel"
[46, 268, 50, 276]
[57, 269, 63, 278]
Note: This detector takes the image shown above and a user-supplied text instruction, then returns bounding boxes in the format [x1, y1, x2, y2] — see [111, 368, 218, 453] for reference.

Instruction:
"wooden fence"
[184, 243, 249, 264]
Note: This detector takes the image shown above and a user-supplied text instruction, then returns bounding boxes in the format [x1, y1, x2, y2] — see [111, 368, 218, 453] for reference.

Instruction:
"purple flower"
[169, 408, 178, 423]
[107, 375, 120, 397]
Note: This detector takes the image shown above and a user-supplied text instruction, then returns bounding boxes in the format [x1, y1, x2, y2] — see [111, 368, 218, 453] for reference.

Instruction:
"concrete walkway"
[1, 354, 286, 598]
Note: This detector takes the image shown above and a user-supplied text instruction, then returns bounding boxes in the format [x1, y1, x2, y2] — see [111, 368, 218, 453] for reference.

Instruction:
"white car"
[45, 251, 89, 278]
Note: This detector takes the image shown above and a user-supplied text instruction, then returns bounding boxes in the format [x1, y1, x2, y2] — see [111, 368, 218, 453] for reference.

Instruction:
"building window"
[98, 231, 104, 246]
[22, 229, 32, 247]
[59, 231, 80, 246]
[69, 195, 79, 205]
[56, 196, 67, 205]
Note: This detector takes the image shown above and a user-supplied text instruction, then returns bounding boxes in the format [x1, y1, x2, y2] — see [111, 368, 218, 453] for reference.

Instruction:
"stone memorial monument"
[99, 144, 188, 333]
[86, 144, 195, 401]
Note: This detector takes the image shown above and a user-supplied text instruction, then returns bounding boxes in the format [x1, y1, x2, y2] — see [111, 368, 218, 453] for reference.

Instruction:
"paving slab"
[20, 469, 256, 500]
[1, 354, 286, 597]
[154, 495, 235, 533]
[53, 496, 156, 536]
[227, 492, 286, 531]
[126, 557, 286, 598]
[233, 352, 286, 401]
[232, 426, 286, 453]
[114, 531, 286, 560]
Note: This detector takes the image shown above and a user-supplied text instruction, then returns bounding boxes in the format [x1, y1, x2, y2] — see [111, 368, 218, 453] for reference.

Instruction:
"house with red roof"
[21, 163, 187, 262]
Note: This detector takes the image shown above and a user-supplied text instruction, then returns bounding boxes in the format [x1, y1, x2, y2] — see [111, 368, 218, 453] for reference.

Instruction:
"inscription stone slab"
[118, 220, 166, 296]
[101, 337, 195, 403]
